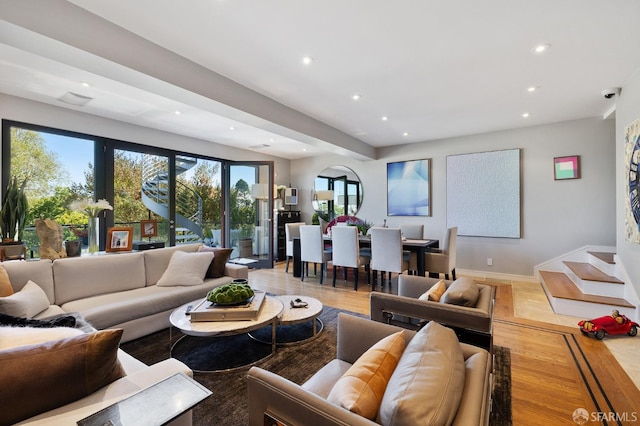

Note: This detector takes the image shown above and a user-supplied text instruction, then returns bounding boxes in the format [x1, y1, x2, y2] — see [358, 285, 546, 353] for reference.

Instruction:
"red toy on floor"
[578, 310, 638, 340]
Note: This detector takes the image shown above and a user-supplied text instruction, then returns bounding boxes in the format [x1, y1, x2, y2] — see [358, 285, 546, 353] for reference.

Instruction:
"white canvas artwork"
[446, 149, 521, 238]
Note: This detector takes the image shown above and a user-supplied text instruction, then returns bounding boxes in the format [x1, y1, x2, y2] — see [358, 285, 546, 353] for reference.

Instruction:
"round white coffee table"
[249, 295, 323, 346]
[169, 296, 284, 372]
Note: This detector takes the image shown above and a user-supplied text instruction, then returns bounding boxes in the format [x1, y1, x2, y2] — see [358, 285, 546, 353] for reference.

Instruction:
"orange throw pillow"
[327, 330, 406, 419]
[0, 265, 14, 297]
[418, 279, 446, 302]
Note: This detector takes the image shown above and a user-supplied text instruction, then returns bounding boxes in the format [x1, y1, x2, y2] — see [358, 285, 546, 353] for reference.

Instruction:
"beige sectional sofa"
[0, 243, 247, 424]
[247, 313, 492, 426]
[0, 243, 248, 342]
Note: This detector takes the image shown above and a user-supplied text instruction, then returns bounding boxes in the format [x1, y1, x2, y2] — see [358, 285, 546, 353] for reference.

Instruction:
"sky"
[41, 132, 94, 185]
[40, 131, 259, 188]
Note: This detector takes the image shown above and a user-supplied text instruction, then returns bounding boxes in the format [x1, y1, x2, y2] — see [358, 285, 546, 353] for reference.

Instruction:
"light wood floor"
[247, 263, 640, 426]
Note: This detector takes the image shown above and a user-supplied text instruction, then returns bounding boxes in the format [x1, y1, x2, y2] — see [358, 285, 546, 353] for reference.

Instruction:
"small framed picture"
[554, 155, 581, 180]
[141, 219, 158, 238]
[106, 227, 134, 252]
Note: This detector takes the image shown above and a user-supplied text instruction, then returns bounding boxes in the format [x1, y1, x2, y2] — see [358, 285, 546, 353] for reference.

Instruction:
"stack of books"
[189, 290, 266, 322]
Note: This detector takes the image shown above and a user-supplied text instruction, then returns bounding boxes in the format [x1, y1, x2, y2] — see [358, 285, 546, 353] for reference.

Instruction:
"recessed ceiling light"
[522, 112, 530, 118]
[174, 110, 181, 115]
[403, 132, 409, 137]
[527, 86, 539, 92]
[229, 126, 235, 131]
[381, 116, 388, 121]
[269, 138, 275, 142]
[301, 56, 314, 66]
[533, 43, 551, 54]
[302, 148, 307, 152]
[352, 94, 361, 101]
[81, 82, 91, 87]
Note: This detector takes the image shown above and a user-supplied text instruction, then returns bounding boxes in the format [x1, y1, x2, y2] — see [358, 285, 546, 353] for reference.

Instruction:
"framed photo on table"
[141, 219, 158, 238]
[106, 227, 134, 252]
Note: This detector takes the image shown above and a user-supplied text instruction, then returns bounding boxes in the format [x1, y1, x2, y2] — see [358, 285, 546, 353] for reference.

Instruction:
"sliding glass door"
[110, 149, 170, 245]
[3, 120, 274, 269]
[228, 162, 273, 268]
[110, 146, 223, 248]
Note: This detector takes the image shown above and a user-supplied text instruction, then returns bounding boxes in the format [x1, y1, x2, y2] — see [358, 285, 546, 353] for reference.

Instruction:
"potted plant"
[64, 234, 82, 257]
[0, 176, 29, 259]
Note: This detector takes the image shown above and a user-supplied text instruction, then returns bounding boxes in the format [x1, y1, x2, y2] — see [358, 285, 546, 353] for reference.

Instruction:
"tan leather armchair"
[370, 274, 495, 352]
[247, 314, 492, 426]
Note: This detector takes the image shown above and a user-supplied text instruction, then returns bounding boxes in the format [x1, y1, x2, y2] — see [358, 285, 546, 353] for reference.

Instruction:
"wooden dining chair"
[299, 225, 332, 284]
[330, 226, 370, 290]
[424, 226, 457, 280]
[369, 227, 409, 291]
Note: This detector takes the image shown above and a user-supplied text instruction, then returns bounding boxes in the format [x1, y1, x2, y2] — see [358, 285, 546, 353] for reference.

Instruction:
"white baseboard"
[456, 268, 538, 283]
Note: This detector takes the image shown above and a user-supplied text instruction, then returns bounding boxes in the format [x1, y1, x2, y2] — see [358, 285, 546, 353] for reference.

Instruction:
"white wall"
[1, 94, 618, 280]
[291, 117, 616, 278]
[0, 94, 292, 185]
[615, 69, 640, 298]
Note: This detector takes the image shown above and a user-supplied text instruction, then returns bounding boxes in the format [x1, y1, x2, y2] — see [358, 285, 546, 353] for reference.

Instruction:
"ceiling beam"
[0, 0, 376, 160]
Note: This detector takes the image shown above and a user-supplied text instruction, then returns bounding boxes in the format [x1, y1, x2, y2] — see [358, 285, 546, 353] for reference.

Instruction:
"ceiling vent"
[58, 92, 93, 107]
[249, 144, 271, 149]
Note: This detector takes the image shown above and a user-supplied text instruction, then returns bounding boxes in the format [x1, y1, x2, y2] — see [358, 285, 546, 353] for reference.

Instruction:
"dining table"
[291, 234, 439, 278]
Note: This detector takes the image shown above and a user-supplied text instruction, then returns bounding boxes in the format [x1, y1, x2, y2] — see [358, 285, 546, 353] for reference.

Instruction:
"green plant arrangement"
[0, 176, 29, 242]
[207, 283, 254, 305]
[356, 219, 374, 235]
[70, 199, 113, 254]
[344, 217, 373, 235]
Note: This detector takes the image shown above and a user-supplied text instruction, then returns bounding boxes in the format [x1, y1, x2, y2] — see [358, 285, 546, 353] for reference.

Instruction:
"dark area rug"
[121, 306, 511, 425]
[491, 345, 512, 425]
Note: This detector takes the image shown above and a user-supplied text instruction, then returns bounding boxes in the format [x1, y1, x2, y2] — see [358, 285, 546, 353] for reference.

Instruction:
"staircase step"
[562, 261, 623, 284]
[587, 251, 615, 264]
[540, 271, 634, 308]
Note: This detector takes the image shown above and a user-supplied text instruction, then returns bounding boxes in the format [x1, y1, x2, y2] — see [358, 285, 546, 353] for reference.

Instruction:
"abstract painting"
[554, 156, 580, 180]
[387, 159, 431, 216]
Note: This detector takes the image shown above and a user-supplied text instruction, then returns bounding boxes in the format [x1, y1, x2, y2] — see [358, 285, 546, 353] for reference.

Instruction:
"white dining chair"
[369, 227, 409, 291]
[318, 217, 329, 235]
[400, 223, 424, 274]
[299, 225, 332, 284]
[284, 222, 305, 273]
[424, 226, 458, 280]
[399, 223, 423, 239]
[330, 226, 370, 290]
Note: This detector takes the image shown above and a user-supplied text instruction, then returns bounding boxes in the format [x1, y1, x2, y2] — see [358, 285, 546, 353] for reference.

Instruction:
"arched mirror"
[313, 165, 363, 220]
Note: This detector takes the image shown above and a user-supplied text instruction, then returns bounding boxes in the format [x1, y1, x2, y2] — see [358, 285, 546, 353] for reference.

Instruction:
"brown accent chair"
[247, 313, 492, 426]
[370, 274, 495, 352]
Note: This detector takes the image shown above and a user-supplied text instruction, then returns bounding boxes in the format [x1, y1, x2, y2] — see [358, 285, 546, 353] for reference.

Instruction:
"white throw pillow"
[156, 250, 214, 287]
[0, 326, 83, 350]
[0, 280, 50, 318]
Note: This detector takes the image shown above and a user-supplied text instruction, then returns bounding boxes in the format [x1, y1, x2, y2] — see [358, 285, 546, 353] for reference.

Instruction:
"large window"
[2, 126, 95, 251]
[2, 120, 272, 265]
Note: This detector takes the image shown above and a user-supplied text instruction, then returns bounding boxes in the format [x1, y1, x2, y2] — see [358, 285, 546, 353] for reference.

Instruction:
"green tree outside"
[9, 128, 259, 251]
